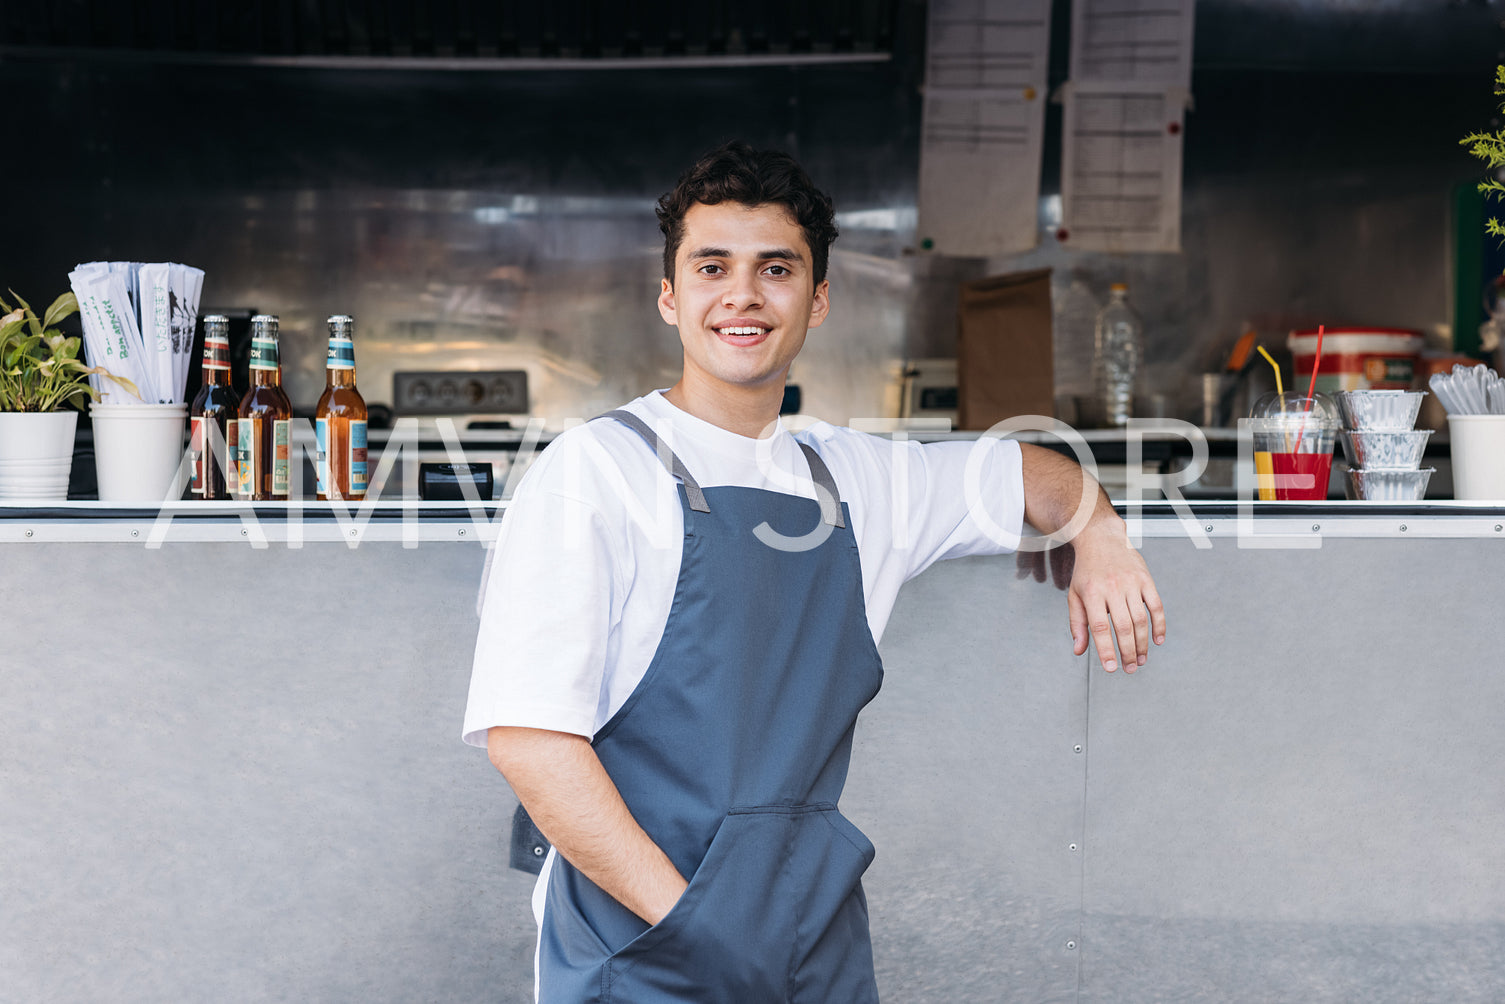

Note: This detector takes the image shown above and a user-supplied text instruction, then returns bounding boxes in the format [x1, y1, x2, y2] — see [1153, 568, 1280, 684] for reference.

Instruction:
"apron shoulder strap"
[797, 441, 846, 529]
[593, 409, 711, 513]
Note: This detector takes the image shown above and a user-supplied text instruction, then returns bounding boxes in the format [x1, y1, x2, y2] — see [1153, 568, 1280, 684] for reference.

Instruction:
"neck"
[663, 376, 784, 439]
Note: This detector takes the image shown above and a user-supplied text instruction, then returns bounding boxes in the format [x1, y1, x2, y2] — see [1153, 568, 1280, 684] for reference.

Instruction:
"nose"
[722, 268, 763, 310]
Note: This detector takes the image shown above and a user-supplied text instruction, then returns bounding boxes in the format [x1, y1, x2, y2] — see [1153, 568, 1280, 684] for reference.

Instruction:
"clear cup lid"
[1249, 391, 1341, 430]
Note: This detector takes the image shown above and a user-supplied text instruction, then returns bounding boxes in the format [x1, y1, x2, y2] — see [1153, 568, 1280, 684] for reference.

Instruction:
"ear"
[806, 279, 831, 330]
[657, 278, 677, 326]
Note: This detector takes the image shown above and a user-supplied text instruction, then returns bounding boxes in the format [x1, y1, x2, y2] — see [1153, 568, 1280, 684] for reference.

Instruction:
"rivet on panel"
[1204, 525, 1213, 533]
[1066, 940, 1077, 951]
[1311, 524, 1320, 532]
[459, 528, 466, 536]
[1073, 744, 1083, 754]
[25, 529, 34, 538]
[1400, 524, 1407, 532]
[131, 529, 139, 537]
[1069, 843, 1078, 851]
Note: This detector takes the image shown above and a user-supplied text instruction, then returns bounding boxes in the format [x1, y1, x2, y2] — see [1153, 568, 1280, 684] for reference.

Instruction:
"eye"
[764, 264, 791, 277]
[696, 263, 724, 276]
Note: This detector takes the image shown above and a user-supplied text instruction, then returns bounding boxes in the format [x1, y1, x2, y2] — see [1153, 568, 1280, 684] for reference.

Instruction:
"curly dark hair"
[656, 141, 839, 286]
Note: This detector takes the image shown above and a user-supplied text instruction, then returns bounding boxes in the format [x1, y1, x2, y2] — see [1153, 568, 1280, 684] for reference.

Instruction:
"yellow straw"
[1256, 345, 1284, 396]
[1253, 345, 1290, 494]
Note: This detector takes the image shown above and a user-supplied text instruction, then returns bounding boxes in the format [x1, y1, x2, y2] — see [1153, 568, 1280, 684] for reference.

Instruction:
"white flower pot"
[0, 410, 78, 500]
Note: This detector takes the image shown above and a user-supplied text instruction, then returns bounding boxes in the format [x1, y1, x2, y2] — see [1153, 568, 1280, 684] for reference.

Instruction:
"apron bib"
[538, 411, 885, 1003]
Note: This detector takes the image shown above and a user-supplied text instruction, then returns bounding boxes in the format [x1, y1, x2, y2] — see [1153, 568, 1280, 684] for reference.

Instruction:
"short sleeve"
[898, 436, 1025, 577]
[461, 485, 619, 747]
[801, 427, 1025, 643]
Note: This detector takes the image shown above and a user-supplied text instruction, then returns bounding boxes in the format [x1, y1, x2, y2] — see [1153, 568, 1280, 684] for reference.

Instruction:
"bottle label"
[327, 336, 356, 370]
[193, 416, 237, 496]
[315, 418, 369, 499]
[237, 420, 257, 497]
[272, 419, 290, 497]
[189, 416, 206, 494]
[315, 418, 329, 496]
[224, 418, 239, 489]
[249, 335, 280, 371]
[203, 333, 232, 372]
[349, 420, 368, 497]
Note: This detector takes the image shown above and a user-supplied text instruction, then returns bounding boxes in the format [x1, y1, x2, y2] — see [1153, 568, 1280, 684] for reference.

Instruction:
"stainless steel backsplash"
[3, 0, 1498, 427]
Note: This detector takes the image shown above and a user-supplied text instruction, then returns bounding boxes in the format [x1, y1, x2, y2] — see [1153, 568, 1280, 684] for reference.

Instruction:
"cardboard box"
[956, 268, 1054, 430]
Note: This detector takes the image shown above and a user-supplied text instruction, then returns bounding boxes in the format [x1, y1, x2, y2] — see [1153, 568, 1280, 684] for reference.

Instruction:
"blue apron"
[537, 411, 885, 1003]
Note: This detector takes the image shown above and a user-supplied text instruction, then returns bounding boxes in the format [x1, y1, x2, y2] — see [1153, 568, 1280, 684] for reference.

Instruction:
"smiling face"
[658, 201, 829, 428]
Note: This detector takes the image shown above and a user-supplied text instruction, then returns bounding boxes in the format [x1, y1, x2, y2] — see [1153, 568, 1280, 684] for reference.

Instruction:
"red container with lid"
[1287, 327, 1425, 394]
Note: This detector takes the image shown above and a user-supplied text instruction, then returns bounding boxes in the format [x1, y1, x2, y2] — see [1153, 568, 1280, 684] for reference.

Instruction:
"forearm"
[1018, 442, 1122, 542]
[1018, 442, 1164, 670]
[487, 725, 688, 925]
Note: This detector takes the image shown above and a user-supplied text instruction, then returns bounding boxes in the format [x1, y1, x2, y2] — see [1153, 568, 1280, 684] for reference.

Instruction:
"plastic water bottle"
[1092, 283, 1143, 428]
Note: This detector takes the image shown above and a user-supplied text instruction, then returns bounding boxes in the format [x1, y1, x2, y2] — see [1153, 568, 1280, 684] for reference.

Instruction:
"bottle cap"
[250, 314, 280, 335]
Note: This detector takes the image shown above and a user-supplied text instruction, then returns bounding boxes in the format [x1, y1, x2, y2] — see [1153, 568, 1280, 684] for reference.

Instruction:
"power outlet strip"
[392, 370, 529, 415]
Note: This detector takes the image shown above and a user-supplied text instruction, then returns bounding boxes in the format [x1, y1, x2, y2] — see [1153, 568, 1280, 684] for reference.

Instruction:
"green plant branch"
[0, 290, 141, 412]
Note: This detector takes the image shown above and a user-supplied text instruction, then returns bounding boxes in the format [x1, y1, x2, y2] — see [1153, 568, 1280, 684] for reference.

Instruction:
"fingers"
[1075, 577, 1163, 673]
[1122, 589, 1150, 670]
[1087, 600, 1126, 673]
[1069, 585, 1088, 657]
[1145, 583, 1167, 647]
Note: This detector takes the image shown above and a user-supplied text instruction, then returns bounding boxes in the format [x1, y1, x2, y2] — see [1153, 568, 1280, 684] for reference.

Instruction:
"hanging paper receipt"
[1059, 0, 1195, 253]
[917, 0, 1052, 257]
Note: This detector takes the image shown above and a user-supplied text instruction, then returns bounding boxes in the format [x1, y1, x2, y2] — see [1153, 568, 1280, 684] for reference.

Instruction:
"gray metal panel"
[0, 542, 537, 1003]
[1080, 536, 1505, 1003]
[860, 554, 1088, 1003]
[6, 530, 1505, 1001]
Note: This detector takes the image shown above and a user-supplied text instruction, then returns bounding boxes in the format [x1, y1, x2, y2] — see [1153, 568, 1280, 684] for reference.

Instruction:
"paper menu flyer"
[926, 0, 1050, 88]
[1070, 0, 1196, 87]
[1059, 0, 1194, 253]
[1059, 82, 1186, 254]
[917, 0, 1052, 257]
[919, 90, 1046, 257]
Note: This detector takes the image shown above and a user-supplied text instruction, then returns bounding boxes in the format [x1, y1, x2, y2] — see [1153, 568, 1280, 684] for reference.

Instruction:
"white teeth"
[719, 326, 766, 336]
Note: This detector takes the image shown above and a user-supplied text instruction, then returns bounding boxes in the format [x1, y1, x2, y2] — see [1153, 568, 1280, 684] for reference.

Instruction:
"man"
[464, 142, 1164, 1002]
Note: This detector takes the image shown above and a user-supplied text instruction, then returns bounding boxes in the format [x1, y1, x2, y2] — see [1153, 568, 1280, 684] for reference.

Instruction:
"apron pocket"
[604, 808, 794, 1002]
[786, 807, 880, 1002]
[601, 804, 879, 1003]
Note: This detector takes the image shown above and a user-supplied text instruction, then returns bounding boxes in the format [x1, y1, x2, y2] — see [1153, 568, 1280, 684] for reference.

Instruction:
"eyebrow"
[687, 246, 804, 264]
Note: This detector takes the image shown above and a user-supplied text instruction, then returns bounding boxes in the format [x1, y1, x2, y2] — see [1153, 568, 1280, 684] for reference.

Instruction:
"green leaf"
[7, 291, 41, 338]
[53, 384, 92, 410]
[41, 292, 78, 331]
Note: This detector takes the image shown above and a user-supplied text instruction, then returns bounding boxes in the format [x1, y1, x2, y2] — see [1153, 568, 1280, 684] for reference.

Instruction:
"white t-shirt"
[462, 390, 1025, 748]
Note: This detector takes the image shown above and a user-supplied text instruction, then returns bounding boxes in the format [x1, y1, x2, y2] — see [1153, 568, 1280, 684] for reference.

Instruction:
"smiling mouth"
[715, 325, 771, 344]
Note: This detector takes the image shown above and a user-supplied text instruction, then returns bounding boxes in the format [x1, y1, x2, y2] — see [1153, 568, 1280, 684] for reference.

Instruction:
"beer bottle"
[188, 314, 241, 499]
[314, 314, 369, 501]
[237, 314, 294, 501]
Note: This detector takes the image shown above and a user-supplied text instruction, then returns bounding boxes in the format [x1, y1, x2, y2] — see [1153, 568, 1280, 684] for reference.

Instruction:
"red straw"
[1291, 324, 1325, 483]
[1304, 324, 1325, 402]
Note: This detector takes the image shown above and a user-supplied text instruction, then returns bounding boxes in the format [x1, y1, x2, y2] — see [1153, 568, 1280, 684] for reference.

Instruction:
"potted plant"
[0, 290, 139, 500]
